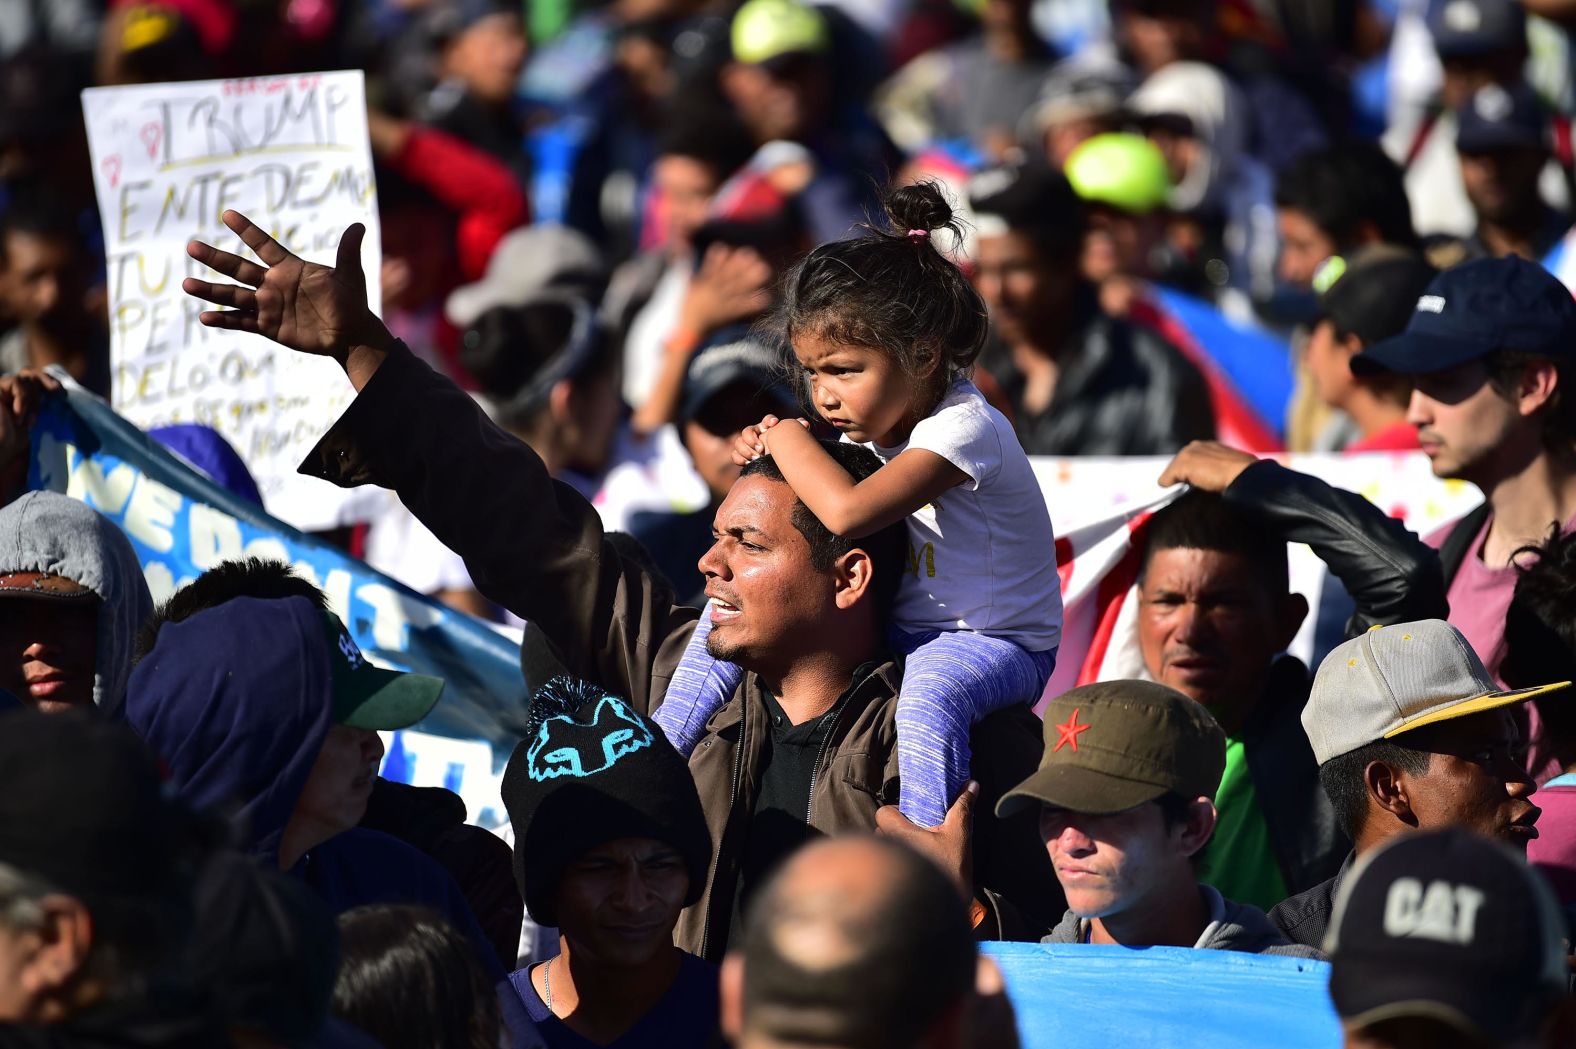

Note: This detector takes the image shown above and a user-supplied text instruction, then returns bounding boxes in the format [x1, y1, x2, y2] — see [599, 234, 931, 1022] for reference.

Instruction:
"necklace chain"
[543, 956, 554, 1013]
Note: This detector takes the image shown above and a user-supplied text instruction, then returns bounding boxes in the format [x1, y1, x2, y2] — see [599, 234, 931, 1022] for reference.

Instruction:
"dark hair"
[133, 558, 327, 663]
[1317, 740, 1432, 839]
[1486, 351, 1576, 449]
[740, 839, 976, 1049]
[1274, 143, 1420, 252]
[1503, 524, 1576, 746]
[0, 182, 79, 265]
[740, 443, 908, 614]
[1325, 317, 1413, 407]
[332, 905, 501, 1049]
[967, 165, 1087, 263]
[656, 103, 756, 184]
[459, 299, 614, 433]
[1139, 490, 1289, 597]
[778, 181, 989, 410]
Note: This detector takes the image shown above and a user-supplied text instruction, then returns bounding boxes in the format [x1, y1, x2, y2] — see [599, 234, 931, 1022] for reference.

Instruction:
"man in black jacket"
[178, 211, 1057, 961]
[1141, 442, 1449, 909]
[967, 163, 1215, 456]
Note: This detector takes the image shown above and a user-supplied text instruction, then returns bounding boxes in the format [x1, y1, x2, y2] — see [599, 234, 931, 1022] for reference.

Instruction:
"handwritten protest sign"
[81, 71, 380, 530]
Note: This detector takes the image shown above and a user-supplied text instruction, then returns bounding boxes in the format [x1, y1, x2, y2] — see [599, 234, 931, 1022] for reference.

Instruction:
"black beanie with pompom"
[500, 676, 712, 926]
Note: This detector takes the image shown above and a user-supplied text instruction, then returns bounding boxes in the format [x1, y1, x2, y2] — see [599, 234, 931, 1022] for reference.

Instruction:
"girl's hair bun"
[883, 180, 960, 240]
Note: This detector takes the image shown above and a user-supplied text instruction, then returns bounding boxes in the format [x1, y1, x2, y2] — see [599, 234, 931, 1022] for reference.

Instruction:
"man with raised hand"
[179, 211, 1056, 958]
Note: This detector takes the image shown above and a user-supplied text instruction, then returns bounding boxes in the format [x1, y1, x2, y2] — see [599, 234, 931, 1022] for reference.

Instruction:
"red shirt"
[1345, 422, 1422, 453]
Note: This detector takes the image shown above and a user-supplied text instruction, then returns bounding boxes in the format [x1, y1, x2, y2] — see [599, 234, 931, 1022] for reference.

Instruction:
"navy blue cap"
[1456, 83, 1547, 153]
[1351, 255, 1576, 376]
[1429, 0, 1525, 58]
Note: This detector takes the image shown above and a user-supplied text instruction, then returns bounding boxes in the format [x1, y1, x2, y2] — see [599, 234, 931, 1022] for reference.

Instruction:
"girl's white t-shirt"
[859, 380, 1063, 652]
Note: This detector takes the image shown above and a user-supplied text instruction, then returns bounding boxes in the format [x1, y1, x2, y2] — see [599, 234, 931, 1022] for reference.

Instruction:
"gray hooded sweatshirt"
[1044, 884, 1326, 960]
[0, 491, 153, 713]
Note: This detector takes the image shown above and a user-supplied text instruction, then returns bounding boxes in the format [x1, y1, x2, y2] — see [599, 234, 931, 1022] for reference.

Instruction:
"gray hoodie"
[1044, 884, 1326, 960]
[0, 491, 153, 712]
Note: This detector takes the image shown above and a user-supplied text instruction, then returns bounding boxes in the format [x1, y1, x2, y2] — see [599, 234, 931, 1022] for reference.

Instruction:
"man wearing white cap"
[1269, 618, 1568, 948]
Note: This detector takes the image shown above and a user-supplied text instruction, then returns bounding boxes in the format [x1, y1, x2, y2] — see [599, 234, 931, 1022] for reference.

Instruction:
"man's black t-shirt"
[727, 666, 881, 944]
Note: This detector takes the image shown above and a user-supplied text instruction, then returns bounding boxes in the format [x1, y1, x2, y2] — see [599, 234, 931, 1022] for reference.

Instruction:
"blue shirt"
[509, 952, 719, 1048]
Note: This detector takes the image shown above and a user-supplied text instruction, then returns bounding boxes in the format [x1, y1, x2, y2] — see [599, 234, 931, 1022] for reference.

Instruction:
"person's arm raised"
[1160, 441, 1448, 632]
[759, 418, 967, 538]
[183, 211, 395, 391]
[182, 212, 698, 711]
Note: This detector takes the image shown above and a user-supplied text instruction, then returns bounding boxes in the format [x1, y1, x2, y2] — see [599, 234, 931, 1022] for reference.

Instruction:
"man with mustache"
[177, 210, 1056, 961]
[1269, 619, 1561, 949]
[1138, 442, 1448, 912]
[997, 679, 1319, 957]
[1347, 256, 1576, 780]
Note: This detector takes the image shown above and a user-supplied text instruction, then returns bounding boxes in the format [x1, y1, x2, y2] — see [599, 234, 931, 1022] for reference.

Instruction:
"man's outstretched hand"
[182, 210, 394, 390]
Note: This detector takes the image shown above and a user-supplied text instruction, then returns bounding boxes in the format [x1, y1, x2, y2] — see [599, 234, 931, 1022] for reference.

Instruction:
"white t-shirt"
[861, 381, 1063, 652]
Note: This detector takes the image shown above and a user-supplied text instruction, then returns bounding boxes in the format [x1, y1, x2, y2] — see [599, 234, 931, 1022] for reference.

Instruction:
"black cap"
[1456, 83, 1547, 154]
[1429, 0, 1526, 58]
[1314, 247, 1439, 347]
[1351, 255, 1576, 376]
[0, 710, 195, 900]
[500, 677, 712, 926]
[679, 331, 796, 424]
[968, 162, 1085, 242]
[1326, 827, 1569, 1042]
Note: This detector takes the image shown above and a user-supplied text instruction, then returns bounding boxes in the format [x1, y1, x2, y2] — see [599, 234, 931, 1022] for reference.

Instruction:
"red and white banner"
[1037, 453, 1485, 706]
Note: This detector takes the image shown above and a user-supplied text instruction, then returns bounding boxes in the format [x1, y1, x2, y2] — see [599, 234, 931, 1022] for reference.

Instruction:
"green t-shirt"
[1196, 737, 1288, 912]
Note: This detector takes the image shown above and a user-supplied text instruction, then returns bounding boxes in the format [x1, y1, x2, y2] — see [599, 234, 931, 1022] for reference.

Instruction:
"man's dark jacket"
[1215, 461, 1449, 896]
[980, 292, 1215, 456]
[301, 346, 1059, 960]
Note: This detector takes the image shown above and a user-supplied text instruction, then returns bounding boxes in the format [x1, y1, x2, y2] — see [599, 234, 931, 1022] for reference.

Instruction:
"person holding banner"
[179, 209, 1057, 959]
[1140, 440, 1448, 910]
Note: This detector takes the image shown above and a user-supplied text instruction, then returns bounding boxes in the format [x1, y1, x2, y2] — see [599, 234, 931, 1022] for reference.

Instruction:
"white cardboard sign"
[82, 71, 381, 530]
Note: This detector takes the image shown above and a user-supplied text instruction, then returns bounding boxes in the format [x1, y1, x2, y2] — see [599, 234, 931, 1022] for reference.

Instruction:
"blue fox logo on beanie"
[524, 681, 654, 782]
[503, 675, 712, 925]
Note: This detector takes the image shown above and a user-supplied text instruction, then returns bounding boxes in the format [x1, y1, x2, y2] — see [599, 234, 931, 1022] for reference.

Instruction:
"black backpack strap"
[1437, 502, 1492, 588]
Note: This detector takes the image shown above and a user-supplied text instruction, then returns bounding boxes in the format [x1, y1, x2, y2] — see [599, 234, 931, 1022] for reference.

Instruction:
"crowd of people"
[8, 0, 1576, 1046]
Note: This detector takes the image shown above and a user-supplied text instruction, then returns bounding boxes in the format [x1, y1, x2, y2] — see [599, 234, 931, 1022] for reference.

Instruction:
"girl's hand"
[732, 425, 766, 466]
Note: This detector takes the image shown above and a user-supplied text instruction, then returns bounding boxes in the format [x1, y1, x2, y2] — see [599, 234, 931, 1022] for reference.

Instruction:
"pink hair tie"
[907, 229, 929, 239]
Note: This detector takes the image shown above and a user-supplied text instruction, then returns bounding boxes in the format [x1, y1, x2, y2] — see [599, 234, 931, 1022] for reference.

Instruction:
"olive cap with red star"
[997, 680, 1226, 817]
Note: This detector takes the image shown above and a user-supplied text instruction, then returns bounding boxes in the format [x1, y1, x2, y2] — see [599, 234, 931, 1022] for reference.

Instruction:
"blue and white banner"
[25, 380, 530, 799]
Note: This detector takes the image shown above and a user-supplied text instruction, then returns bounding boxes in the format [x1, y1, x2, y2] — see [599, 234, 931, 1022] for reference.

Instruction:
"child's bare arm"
[761, 421, 967, 537]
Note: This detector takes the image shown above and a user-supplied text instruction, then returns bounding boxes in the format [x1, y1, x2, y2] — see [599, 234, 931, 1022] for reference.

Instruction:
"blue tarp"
[1152, 287, 1296, 440]
[983, 942, 1341, 1049]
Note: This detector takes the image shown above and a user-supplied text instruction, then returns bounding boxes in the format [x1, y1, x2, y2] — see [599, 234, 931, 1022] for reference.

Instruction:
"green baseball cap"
[319, 611, 444, 731]
[732, 0, 829, 66]
[997, 681, 1226, 818]
[1064, 132, 1173, 216]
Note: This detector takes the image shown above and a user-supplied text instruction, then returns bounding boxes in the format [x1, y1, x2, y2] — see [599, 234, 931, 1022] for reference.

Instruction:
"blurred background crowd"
[3, 0, 1576, 610]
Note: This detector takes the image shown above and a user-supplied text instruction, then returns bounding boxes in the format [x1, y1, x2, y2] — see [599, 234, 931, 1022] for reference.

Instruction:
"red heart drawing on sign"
[139, 122, 162, 161]
[101, 155, 122, 189]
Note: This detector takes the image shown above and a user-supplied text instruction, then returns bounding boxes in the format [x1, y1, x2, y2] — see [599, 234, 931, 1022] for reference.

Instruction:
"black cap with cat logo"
[1325, 827, 1569, 1042]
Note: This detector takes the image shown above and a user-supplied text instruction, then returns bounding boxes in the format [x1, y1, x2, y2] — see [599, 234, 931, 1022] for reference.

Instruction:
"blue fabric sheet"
[982, 942, 1341, 1049]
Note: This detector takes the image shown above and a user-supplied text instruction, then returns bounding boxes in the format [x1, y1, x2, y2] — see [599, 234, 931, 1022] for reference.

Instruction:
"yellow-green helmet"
[731, 0, 831, 65]
[1064, 133, 1173, 215]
